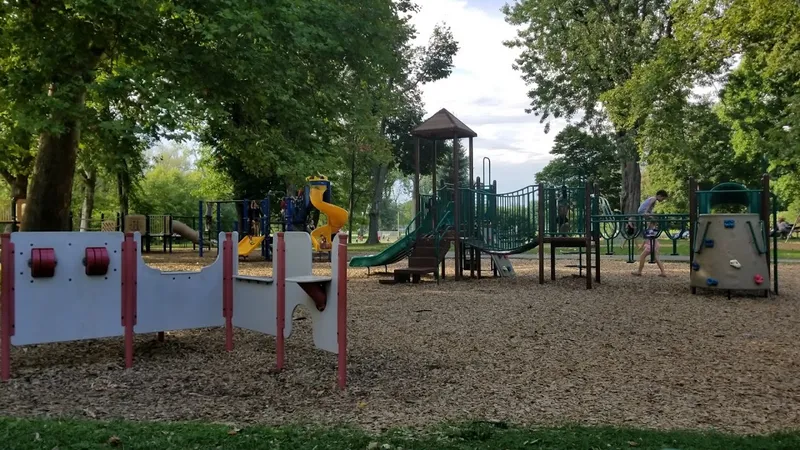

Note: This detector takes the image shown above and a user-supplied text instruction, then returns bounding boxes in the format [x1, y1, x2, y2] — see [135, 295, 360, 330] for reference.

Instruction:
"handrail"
[433, 204, 454, 284]
[746, 220, 767, 255]
[693, 221, 711, 254]
[437, 183, 539, 197]
[405, 205, 428, 237]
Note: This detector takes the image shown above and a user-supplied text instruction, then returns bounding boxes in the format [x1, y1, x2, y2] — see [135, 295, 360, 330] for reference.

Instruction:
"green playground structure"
[351, 175, 602, 287]
[354, 108, 779, 296]
[351, 108, 601, 287]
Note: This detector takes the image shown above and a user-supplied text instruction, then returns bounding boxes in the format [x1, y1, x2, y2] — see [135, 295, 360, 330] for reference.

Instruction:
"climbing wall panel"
[690, 214, 770, 292]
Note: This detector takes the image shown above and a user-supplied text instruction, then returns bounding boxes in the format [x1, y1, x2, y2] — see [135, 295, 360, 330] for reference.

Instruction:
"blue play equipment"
[198, 199, 271, 258]
[197, 183, 333, 261]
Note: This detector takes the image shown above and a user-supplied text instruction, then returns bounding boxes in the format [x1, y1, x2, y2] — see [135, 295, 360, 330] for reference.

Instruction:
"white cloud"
[410, 0, 567, 192]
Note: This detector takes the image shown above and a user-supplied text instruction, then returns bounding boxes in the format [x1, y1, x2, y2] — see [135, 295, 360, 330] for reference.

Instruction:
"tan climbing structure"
[690, 214, 770, 293]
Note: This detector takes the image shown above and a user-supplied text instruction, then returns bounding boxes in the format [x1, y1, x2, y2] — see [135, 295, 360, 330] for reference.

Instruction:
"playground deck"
[1, 254, 798, 435]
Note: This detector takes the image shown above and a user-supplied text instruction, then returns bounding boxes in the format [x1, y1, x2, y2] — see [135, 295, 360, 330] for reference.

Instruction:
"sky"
[409, 0, 567, 194]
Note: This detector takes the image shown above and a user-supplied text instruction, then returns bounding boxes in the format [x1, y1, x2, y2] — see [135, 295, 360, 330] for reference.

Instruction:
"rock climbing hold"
[704, 239, 715, 248]
[729, 259, 741, 269]
[754, 274, 764, 285]
[707, 278, 719, 287]
[724, 219, 735, 228]
[691, 262, 700, 271]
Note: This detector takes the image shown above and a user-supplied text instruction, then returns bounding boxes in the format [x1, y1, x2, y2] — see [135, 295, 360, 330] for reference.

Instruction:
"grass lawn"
[2, 417, 800, 450]
[587, 239, 800, 260]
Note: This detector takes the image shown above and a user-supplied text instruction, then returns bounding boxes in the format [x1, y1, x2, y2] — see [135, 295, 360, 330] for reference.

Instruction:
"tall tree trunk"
[621, 160, 641, 213]
[117, 161, 131, 217]
[617, 130, 641, 213]
[366, 163, 389, 244]
[79, 168, 97, 232]
[22, 91, 85, 231]
[9, 174, 29, 201]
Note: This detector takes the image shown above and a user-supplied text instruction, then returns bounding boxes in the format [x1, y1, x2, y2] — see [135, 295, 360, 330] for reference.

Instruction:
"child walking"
[626, 190, 669, 236]
[632, 221, 667, 277]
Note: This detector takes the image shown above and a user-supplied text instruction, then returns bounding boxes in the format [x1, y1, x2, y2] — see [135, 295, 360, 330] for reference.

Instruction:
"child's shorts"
[644, 238, 660, 254]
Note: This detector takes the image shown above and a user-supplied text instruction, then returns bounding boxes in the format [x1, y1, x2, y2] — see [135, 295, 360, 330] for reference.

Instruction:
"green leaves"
[535, 126, 621, 206]
[504, 0, 673, 129]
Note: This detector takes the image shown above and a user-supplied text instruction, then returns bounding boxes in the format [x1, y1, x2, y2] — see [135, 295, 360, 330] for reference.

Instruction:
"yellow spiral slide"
[307, 176, 349, 251]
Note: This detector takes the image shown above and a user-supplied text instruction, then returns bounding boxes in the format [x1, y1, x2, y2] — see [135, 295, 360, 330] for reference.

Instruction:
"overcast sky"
[409, 0, 567, 194]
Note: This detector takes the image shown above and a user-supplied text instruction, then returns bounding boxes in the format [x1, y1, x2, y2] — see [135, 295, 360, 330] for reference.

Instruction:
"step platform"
[382, 267, 436, 284]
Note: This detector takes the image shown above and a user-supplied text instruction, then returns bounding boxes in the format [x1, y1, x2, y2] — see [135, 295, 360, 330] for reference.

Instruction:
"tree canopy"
[0, 0, 454, 232]
[504, 0, 674, 212]
[535, 126, 621, 206]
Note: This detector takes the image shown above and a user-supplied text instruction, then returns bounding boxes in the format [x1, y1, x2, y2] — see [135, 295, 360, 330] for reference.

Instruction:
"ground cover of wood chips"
[1, 252, 798, 435]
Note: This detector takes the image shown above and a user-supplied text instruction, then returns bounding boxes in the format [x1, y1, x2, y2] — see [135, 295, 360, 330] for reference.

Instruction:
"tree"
[0, 123, 34, 205]
[437, 139, 469, 188]
[535, 126, 621, 206]
[639, 102, 761, 211]
[364, 19, 459, 244]
[503, 0, 675, 213]
[602, 0, 799, 210]
[4, 1, 360, 230]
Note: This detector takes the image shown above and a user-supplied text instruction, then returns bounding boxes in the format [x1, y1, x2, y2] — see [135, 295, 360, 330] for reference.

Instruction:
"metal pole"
[242, 199, 249, 237]
[10, 197, 17, 232]
[689, 177, 697, 294]
[414, 138, 420, 230]
[432, 140, 437, 230]
[584, 181, 592, 289]
[453, 134, 461, 280]
[761, 174, 772, 294]
[198, 200, 204, 257]
[469, 137, 474, 279]
[538, 183, 544, 284]
[216, 202, 221, 256]
[594, 183, 601, 283]
[348, 143, 356, 243]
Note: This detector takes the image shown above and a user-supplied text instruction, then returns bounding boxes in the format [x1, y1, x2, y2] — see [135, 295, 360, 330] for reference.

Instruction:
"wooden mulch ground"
[1, 253, 798, 434]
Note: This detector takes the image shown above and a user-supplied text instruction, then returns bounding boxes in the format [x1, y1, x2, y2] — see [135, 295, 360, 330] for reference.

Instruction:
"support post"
[216, 203, 222, 256]
[538, 184, 545, 284]
[594, 183, 601, 283]
[584, 182, 592, 289]
[337, 234, 348, 390]
[689, 177, 697, 294]
[223, 233, 234, 351]
[414, 138, 421, 230]
[276, 233, 286, 370]
[761, 174, 772, 293]
[469, 137, 475, 279]
[121, 233, 138, 369]
[432, 140, 438, 231]
[198, 200, 204, 257]
[1, 234, 15, 381]
[453, 134, 462, 280]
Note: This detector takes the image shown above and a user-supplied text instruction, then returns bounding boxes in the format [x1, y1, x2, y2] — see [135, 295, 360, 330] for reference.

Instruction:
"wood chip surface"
[1, 250, 798, 434]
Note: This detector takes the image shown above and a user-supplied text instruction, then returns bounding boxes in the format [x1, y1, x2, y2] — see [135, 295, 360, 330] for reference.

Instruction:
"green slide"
[349, 201, 450, 268]
[348, 232, 417, 268]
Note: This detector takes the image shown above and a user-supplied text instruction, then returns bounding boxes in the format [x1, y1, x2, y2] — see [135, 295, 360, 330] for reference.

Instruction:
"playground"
[0, 252, 798, 435]
[2, 109, 798, 442]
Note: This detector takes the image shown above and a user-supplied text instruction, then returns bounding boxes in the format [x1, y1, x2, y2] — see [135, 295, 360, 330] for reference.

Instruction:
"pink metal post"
[122, 233, 137, 369]
[223, 233, 234, 351]
[1, 234, 15, 381]
[337, 233, 348, 389]
[276, 233, 286, 371]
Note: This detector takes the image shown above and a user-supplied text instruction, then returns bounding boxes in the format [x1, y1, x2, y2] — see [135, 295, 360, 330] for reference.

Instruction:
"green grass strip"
[2, 417, 799, 450]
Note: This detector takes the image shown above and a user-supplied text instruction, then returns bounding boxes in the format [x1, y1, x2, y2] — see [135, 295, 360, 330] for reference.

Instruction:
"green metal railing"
[419, 183, 539, 253]
[433, 205, 453, 283]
